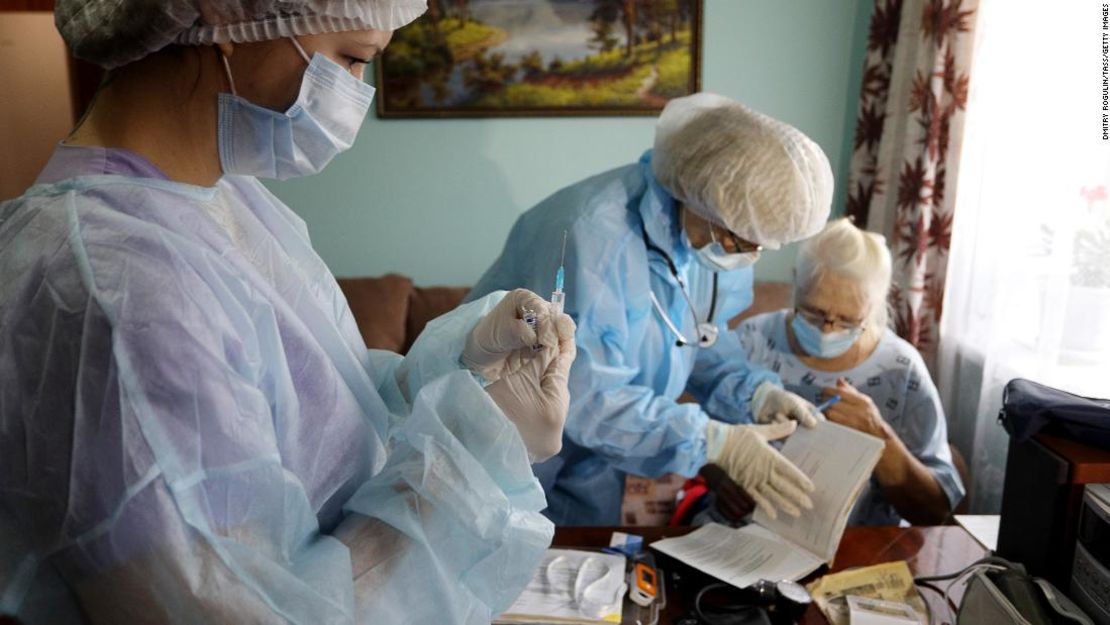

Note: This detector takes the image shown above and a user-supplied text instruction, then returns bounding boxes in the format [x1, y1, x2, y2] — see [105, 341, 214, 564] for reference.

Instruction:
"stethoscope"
[640, 222, 720, 348]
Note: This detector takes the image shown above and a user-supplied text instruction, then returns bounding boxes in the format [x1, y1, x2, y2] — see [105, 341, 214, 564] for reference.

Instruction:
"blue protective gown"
[467, 151, 778, 526]
[0, 144, 551, 624]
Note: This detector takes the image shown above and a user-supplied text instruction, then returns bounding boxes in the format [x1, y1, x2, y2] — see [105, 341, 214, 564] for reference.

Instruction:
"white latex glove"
[751, 382, 822, 429]
[485, 312, 577, 463]
[705, 420, 815, 520]
[462, 289, 549, 382]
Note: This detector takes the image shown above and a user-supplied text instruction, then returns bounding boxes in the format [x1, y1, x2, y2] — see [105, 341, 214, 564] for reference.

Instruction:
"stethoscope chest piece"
[696, 322, 719, 348]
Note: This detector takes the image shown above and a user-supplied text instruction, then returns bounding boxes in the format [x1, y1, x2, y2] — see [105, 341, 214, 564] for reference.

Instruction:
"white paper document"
[652, 523, 825, 589]
[954, 515, 1000, 551]
[651, 421, 884, 588]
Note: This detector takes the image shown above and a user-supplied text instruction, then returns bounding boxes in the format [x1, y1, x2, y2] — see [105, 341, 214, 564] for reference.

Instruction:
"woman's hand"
[821, 379, 952, 524]
[705, 420, 814, 520]
[463, 289, 577, 463]
[484, 311, 576, 463]
[820, 379, 891, 440]
[752, 382, 821, 428]
[462, 289, 550, 382]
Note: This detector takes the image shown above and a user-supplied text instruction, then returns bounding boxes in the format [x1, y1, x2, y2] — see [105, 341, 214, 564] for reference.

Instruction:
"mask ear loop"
[218, 50, 238, 96]
[288, 37, 312, 64]
[219, 39, 309, 96]
[691, 209, 726, 254]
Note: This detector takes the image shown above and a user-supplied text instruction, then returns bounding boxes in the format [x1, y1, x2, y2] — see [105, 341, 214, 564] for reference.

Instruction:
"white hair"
[793, 218, 892, 330]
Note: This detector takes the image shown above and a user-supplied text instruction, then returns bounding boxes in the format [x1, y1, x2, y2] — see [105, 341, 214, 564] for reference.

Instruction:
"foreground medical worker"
[737, 219, 964, 525]
[0, 2, 575, 623]
[468, 94, 834, 526]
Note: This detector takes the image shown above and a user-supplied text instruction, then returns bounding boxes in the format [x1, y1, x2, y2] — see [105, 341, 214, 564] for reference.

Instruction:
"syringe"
[551, 230, 567, 315]
[522, 231, 569, 351]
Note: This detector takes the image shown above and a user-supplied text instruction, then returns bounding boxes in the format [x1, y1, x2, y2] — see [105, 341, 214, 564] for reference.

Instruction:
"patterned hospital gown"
[737, 310, 965, 526]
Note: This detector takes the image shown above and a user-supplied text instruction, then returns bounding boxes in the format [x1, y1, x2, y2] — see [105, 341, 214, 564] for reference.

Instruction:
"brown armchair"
[337, 274, 470, 354]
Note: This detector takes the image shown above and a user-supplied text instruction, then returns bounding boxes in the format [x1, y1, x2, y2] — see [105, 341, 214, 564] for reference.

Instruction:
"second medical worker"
[469, 93, 835, 526]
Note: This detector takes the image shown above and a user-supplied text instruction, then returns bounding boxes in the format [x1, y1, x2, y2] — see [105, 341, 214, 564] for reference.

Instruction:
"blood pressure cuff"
[958, 564, 1093, 625]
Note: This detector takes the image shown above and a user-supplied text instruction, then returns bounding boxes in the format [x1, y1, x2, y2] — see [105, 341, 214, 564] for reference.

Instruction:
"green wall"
[266, 0, 873, 286]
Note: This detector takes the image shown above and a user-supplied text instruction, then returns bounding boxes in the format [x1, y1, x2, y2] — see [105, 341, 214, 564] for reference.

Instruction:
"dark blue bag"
[998, 378, 1110, 450]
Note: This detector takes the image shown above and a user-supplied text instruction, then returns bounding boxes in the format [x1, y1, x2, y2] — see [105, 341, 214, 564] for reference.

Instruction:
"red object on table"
[552, 525, 987, 625]
[669, 476, 708, 526]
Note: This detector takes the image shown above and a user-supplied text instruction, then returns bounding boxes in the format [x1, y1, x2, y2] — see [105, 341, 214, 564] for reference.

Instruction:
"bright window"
[944, 0, 1110, 398]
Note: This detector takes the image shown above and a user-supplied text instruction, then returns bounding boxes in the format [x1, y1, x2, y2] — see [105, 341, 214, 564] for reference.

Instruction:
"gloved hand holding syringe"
[461, 271, 577, 462]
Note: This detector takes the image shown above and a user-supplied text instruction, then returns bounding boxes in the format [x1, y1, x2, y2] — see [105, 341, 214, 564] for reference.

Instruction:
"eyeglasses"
[710, 225, 763, 255]
[796, 306, 866, 332]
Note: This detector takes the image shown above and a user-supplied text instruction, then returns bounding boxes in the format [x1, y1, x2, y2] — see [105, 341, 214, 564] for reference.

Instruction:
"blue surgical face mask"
[791, 312, 864, 358]
[695, 242, 760, 272]
[217, 38, 375, 180]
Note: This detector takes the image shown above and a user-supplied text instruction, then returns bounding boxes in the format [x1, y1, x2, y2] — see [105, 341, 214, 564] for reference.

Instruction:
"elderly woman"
[737, 218, 965, 525]
[0, 1, 575, 623]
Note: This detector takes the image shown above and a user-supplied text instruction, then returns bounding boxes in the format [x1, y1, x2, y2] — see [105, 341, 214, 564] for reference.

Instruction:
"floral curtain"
[845, 0, 979, 371]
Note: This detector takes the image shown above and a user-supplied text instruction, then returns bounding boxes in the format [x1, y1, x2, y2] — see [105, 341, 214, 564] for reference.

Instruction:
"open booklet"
[651, 420, 885, 588]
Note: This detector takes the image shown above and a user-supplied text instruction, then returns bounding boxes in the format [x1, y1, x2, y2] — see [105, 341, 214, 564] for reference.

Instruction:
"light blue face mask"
[217, 38, 375, 180]
[694, 241, 760, 272]
[689, 224, 760, 272]
[791, 312, 863, 358]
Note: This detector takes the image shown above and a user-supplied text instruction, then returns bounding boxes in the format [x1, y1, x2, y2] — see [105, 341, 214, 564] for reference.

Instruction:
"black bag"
[998, 379, 1110, 450]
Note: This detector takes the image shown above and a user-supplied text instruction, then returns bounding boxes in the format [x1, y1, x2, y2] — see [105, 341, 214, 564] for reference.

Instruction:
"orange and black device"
[629, 561, 659, 607]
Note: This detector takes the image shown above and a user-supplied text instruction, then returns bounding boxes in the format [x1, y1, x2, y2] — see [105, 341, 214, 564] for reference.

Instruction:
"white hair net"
[55, 0, 427, 69]
[795, 218, 893, 329]
[652, 92, 835, 249]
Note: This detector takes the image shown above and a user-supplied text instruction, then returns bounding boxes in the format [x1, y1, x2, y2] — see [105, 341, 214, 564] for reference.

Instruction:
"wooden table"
[552, 525, 987, 625]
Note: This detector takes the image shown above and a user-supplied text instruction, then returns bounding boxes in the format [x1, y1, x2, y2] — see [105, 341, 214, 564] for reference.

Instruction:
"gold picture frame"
[375, 0, 704, 118]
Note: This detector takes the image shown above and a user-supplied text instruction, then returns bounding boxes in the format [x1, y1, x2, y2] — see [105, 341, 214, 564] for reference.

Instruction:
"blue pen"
[816, 394, 841, 412]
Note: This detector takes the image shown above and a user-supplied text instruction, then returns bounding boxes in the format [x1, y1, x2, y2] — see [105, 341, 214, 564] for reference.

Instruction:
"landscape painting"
[376, 0, 703, 117]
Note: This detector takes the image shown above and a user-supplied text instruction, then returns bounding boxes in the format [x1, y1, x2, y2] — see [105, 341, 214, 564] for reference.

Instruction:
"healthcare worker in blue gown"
[0, 2, 576, 624]
[468, 94, 836, 527]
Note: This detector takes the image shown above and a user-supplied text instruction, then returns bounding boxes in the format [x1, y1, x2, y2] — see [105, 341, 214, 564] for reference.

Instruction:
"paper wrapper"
[806, 561, 929, 625]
